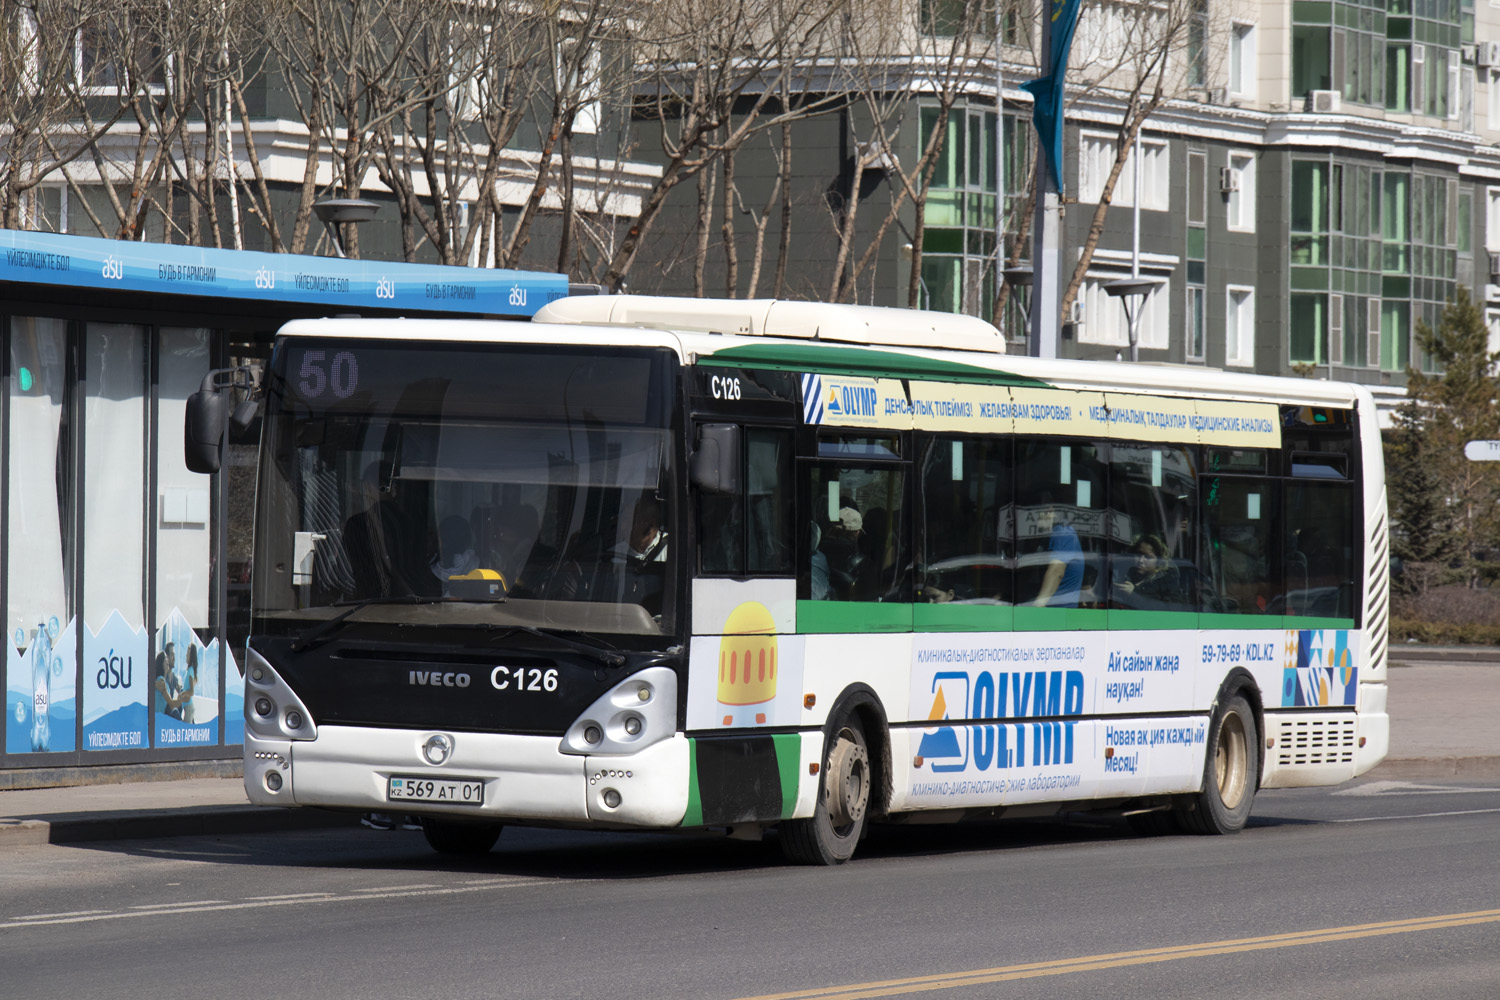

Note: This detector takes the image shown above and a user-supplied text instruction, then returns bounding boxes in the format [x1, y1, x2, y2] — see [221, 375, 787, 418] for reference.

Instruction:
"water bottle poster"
[152, 609, 219, 748]
[224, 641, 244, 745]
[82, 611, 149, 752]
[5, 616, 76, 754]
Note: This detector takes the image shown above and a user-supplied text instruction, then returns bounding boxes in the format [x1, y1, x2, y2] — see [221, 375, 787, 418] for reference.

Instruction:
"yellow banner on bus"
[807, 376, 1282, 450]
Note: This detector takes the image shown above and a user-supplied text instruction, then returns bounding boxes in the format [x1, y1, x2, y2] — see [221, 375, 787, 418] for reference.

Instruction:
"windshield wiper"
[290, 595, 447, 652]
[491, 626, 627, 668]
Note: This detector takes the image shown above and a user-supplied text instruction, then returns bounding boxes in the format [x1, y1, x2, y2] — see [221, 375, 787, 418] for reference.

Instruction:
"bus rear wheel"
[420, 817, 503, 855]
[780, 717, 870, 865]
[1180, 692, 1259, 835]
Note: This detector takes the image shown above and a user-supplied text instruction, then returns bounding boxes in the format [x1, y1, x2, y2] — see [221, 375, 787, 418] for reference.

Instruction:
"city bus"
[198, 295, 1389, 864]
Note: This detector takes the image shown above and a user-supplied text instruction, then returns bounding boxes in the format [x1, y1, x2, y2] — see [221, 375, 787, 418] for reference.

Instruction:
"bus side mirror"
[184, 382, 228, 474]
[691, 423, 740, 496]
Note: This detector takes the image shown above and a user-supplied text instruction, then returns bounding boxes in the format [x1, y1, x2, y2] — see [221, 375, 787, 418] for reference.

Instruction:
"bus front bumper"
[245, 726, 691, 828]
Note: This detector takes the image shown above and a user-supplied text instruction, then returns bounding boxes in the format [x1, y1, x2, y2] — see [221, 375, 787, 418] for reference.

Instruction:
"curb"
[0, 805, 362, 849]
[1365, 756, 1500, 780]
[1386, 647, 1500, 665]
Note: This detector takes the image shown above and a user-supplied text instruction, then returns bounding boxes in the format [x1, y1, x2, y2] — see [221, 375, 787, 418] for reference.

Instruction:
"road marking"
[1333, 780, 1500, 797]
[0, 877, 551, 931]
[12, 910, 108, 921]
[727, 909, 1500, 1000]
[1330, 806, 1500, 823]
[129, 900, 226, 910]
[353, 883, 440, 893]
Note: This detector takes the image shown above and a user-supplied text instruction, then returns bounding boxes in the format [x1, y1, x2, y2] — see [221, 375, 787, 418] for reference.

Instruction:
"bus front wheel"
[1181, 692, 1259, 835]
[780, 716, 871, 865]
[420, 817, 503, 855]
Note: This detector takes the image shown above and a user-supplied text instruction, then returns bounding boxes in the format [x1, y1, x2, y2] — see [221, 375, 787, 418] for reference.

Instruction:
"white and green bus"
[212, 295, 1388, 864]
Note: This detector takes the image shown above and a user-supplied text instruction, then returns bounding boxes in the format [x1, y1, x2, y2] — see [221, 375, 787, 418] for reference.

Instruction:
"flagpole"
[1025, 0, 1079, 360]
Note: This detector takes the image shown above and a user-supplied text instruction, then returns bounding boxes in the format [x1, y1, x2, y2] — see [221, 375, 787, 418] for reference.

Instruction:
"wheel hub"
[825, 731, 869, 829]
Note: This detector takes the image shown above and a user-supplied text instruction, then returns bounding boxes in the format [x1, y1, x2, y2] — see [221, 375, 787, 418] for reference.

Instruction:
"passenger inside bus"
[1030, 497, 1084, 608]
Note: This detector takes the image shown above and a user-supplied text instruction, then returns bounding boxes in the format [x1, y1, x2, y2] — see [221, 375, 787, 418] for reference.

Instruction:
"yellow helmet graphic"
[717, 602, 778, 711]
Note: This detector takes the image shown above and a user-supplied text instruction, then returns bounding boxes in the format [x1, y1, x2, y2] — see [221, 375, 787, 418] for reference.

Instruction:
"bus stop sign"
[1464, 440, 1500, 461]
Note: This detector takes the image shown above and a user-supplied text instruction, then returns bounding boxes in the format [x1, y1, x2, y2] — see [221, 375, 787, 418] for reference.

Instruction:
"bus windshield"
[253, 338, 678, 636]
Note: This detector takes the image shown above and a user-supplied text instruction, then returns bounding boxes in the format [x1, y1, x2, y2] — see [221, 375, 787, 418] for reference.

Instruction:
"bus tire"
[780, 716, 871, 865]
[1180, 692, 1259, 835]
[420, 817, 503, 855]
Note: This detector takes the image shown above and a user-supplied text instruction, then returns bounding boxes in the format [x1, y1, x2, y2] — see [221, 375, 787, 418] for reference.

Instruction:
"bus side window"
[1014, 441, 1106, 608]
[1107, 444, 1198, 613]
[806, 464, 908, 601]
[1283, 481, 1355, 620]
[696, 425, 793, 577]
[918, 436, 1013, 604]
[1202, 477, 1281, 615]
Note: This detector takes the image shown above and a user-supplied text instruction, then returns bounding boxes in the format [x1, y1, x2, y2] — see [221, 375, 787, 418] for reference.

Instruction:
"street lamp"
[1001, 265, 1034, 335]
[1103, 276, 1162, 363]
[312, 197, 379, 258]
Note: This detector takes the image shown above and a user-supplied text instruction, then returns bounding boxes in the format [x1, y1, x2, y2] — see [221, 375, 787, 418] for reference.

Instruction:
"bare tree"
[1058, 0, 1219, 322]
[603, 0, 853, 293]
[0, 0, 135, 232]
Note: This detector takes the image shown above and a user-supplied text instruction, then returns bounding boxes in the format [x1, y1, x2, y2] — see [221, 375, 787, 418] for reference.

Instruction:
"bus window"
[696, 426, 793, 576]
[1107, 444, 1198, 613]
[1202, 476, 1281, 615]
[918, 436, 1013, 604]
[747, 429, 794, 574]
[1281, 481, 1355, 620]
[806, 464, 908, 602]
[1015, 441, 1106, 608]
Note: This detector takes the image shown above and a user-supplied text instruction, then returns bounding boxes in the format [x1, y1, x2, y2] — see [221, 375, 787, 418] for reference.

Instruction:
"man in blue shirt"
[1032, 500, 1083, 607]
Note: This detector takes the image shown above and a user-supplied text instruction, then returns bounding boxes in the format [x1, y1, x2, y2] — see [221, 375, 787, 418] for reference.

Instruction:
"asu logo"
[717, 602, 778, 726]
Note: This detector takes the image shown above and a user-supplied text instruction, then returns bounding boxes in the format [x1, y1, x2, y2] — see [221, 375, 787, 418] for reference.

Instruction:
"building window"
[1485, 186, 1500, 253]
[1289, 292, 1327, 364]
[1293, 26, 1331, 97]
[1226, 151, 1256, 232]
[1188, 286, 1207, 360]
[1291, 160, 1330, 265]
[1387, 44, 1410, 113]
[1080, 132, 1168, 209]
[1230, 23, 1257, 100]
[1226, 286, 1255, 366]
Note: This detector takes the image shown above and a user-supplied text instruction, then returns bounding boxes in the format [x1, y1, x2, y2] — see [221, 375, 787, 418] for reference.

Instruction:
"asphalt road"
[4, 778, 1499, 1000]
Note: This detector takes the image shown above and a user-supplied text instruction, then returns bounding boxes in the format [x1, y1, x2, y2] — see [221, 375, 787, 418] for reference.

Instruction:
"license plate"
[387, 776, 484, 805]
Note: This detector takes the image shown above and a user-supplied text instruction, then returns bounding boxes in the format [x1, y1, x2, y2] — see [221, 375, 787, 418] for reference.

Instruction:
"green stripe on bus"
[913, 603, 1015, 631]
[792, 605, 1357, 633]
[683, 740, 703, 828]
[1283, 616, 1358, 630]
[797, 601, 913, 633]
[773, 733, 802, 819]
[1107, 609, 1203, 630]
[700, 343, 1050, 387]
[1012, 607, 1109, 631]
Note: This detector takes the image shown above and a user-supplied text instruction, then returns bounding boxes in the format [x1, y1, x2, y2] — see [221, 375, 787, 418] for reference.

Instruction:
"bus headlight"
[560, 666, 677, 756]
[245, 647, 318, 742]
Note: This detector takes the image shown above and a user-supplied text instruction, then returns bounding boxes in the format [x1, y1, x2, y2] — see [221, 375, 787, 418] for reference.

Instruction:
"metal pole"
[994, 11, 1005, 332]
[1030, 10, 1061, 359]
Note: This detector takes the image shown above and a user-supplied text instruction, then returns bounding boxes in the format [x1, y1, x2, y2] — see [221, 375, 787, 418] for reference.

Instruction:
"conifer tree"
[1386, 286, 1500, 591]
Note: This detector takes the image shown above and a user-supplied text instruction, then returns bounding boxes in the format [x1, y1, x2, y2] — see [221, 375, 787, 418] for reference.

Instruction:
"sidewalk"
[1, 648, 1496, 850]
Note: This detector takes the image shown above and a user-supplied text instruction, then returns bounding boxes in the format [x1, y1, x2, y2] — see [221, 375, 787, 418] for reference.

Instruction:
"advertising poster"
[5, 617, 76, 754]
[152, 609, 219, 748]
[81, 611, 149, 752]
[224, 641, 244, 745]
[687, 600, 807, 730]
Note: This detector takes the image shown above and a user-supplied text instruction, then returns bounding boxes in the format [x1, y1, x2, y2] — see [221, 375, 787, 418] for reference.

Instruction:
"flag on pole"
[1020, 0, 1083, 196]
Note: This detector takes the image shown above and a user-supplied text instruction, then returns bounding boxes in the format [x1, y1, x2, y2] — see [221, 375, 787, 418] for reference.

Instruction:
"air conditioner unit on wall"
[1489, 250, 1500, 281]
[1305, 89, 1341, 113]
[1219, 166, 1240, 193]
[855, 139, 897, 173]
[1478, 41, 1500, 68]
